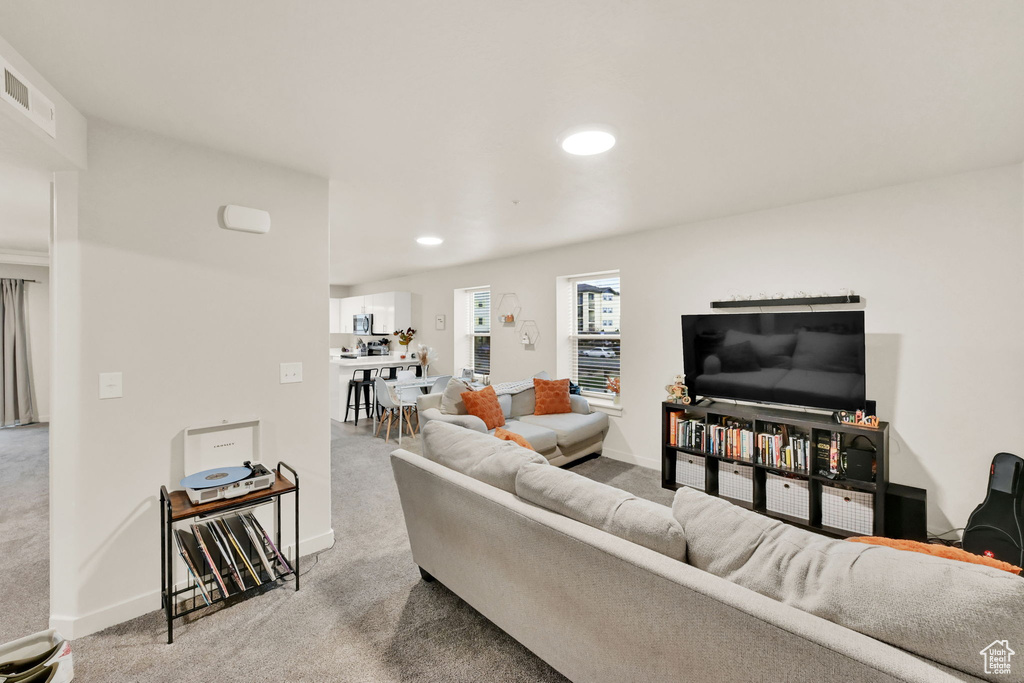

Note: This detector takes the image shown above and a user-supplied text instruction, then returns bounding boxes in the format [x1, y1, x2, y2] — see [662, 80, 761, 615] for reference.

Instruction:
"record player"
[181, 461, 274, 505]
[180, 417, 274, 505]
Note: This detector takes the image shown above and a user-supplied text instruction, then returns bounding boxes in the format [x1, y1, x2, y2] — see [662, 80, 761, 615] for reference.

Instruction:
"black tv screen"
[681, 311, 866, 411]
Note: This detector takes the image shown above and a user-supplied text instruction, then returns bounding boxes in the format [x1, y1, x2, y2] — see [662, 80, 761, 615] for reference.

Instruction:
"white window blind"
[569, 273, 620, 397]
[466, 287, 490, 375]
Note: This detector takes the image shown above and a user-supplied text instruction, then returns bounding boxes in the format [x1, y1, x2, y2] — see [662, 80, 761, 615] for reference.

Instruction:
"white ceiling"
[1, 1, 1022, 284]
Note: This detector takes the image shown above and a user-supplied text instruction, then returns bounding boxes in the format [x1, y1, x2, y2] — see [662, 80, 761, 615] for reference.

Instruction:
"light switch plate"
[99, 372, 123, 399]
[280, 362, 303, 384]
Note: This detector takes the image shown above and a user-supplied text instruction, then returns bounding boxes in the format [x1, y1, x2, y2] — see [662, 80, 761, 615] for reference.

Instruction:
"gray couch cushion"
[440, 377, 471, 415]
[421, 421, 547, 493]
[517, 462, 686, 560]
[510, 387, 536, 417]
[498, 393, 512, 419]
[490, 420, 557, 453]
[672, 486, 1024, 680]
[519, 411, 609, 448]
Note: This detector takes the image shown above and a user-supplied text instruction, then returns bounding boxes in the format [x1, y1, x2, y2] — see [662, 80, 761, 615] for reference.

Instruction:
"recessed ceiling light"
[416, 236, 443, 246]
[560, 126, 616, 156]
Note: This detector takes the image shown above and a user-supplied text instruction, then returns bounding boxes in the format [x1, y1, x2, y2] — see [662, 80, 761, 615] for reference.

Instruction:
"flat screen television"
[681, 311, 866, 411]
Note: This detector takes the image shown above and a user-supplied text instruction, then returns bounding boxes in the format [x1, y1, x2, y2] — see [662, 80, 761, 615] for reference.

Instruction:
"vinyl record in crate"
[180, 465, 252, 490]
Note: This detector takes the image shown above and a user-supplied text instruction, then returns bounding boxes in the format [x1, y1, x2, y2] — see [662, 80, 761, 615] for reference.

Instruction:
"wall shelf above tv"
[711, 295, 860, 309]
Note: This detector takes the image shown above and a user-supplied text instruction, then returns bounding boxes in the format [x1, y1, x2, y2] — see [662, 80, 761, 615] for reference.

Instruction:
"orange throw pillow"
[847, 536, 1022, 575]
[493, 428, 534, 451]
[460, 385, 505, 430]
[533, 378, 572, 415]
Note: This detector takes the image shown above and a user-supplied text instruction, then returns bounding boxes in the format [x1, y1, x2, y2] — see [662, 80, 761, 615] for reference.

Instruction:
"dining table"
[383, 375, 483, 445]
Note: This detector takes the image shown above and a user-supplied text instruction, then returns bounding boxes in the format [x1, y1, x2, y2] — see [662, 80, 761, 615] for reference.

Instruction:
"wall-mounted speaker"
[220, 205, 271, 234]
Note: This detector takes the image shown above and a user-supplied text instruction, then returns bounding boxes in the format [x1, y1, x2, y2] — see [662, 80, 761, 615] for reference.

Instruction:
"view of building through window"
[571, 274, 620, 396]
[470, 288, 490, 374]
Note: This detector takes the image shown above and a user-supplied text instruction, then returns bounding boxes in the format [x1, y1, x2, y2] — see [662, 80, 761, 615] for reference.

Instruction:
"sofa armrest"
[419, 407, 487, 433]
[570, 394, 592, 414]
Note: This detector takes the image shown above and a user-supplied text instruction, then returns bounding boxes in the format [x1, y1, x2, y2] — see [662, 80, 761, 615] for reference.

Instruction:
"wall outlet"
[99, 372, 123, 399]
[280, 362, 303, 384]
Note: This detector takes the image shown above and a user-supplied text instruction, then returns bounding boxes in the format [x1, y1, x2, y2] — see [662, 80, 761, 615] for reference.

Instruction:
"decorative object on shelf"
[393, 327, 416, 359]
[418, 344, 434, 376]
[495, 293, 522, 325]
[665, 375, 691, 404]
[711, 289, 860, 309]
[606, 376, 621, 405]
[833, 409, 879, 428]
[517, 320, 539, 346]
[435, 314, 445, 331]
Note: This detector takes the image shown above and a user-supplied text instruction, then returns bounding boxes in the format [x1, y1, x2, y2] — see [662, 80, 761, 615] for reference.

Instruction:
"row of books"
[667, 412, 811, 472]
[761, 433, 811, 473]
[173, 511, 292, 606]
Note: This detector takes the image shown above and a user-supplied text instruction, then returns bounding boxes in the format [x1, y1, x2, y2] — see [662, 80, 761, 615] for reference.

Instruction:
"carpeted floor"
[0, 419, 670, 682]
[0, 423, 50, 645]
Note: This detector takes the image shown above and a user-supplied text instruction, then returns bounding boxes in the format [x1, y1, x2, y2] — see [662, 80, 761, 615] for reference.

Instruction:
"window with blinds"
[467, 287, 491, 374]
[569, 273, 620, 397]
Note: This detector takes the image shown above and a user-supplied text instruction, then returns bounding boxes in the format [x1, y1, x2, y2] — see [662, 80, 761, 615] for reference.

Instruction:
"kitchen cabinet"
[332, 292, 411, 336]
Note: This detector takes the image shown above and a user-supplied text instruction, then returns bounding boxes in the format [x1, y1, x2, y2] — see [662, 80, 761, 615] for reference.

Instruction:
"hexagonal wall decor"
[517, 319, 540, 346]
[495, 293, 522, 325]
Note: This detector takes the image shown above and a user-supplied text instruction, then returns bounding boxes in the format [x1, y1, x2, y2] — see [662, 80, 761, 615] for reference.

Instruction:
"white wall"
[0, 263, 49, 420]
[346, 163, 1024, 534]
[49, 120, 332, 638]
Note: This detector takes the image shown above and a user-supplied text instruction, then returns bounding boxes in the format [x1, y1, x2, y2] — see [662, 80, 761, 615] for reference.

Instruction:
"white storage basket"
[675, 453, 706, 491]
[822, 485, 874, 535]
[765, 473, 809, 521]
[718, 463, 754, 503]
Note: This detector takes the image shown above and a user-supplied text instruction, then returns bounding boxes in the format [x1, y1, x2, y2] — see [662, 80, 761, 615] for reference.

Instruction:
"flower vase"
[613, 393, 621, 406]
[400, 343, 409, 359]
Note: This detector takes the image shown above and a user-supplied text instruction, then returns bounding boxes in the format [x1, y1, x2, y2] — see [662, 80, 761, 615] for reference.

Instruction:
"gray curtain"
[0, 278, 37, 427]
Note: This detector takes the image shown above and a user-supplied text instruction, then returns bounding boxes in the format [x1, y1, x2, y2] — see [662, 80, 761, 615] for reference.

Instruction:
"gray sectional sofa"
[416, 374, 609, 466]
[392, 421, 1024, 683]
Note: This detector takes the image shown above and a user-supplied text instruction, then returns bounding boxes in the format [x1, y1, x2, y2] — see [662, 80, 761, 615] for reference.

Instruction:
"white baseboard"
[50, 527, 336, 640]
[600, 446, 659, 471]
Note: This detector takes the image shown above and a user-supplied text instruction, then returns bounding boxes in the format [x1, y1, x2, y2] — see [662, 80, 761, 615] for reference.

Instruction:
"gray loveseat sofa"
[416, 374, 609, 466]
[392, 421, 1022, 683]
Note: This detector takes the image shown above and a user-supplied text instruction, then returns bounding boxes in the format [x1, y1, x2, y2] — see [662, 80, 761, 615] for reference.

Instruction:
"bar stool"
[379, 365, 401, 381]
[344, 368, 376, 426]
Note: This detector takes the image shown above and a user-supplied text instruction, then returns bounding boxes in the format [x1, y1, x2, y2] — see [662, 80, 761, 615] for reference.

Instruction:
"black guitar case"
[962, 452, 1024, 567]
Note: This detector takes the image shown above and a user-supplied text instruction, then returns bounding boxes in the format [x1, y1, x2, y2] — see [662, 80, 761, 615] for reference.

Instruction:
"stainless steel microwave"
[353, 314, 373, 335]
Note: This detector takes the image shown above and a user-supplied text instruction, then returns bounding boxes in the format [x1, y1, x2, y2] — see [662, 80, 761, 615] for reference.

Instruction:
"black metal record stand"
[159, 461, 299, 644]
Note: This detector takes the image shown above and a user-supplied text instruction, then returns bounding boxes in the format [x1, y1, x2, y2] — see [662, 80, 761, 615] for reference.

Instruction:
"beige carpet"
[0, 420, 669, 682]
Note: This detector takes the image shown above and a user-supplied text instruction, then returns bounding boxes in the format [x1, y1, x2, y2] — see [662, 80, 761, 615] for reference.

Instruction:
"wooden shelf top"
[167, 470, 295, 521]
[663, 401, 888, 434]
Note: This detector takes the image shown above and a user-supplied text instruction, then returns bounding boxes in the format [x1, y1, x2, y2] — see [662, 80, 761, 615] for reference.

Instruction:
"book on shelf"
[756, 428, 810, 473]
[173, 529, 212, 606]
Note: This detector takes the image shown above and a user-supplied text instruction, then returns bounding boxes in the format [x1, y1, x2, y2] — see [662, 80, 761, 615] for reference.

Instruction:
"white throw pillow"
[439, 377, 471, 415]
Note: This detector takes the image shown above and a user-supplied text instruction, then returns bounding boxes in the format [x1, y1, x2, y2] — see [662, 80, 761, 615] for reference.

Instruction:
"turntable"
[180, 461, 274, 505]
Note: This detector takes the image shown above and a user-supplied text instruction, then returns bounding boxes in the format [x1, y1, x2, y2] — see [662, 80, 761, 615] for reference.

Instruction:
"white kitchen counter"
[329, 355, 419, 422]
[330, 355, 416, 369]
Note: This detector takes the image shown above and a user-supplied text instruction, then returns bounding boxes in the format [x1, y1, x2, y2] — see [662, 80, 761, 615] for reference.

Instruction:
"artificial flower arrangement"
[394, 327, 416, 358]
[606, 377, 621, 394]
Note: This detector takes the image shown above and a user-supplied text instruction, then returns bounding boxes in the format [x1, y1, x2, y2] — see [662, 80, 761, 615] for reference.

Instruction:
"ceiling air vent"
[0, 57, 56, 138]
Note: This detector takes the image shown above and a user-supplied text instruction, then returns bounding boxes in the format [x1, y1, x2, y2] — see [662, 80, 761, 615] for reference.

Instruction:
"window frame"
[466, 286, 491, 377]
[567, 271, 621, 402]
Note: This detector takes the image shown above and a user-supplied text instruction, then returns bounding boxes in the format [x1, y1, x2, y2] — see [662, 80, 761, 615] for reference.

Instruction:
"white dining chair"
[395, 370, 420, 440]
[373, 377, 414, 444]
[429, 375, 452, 394]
